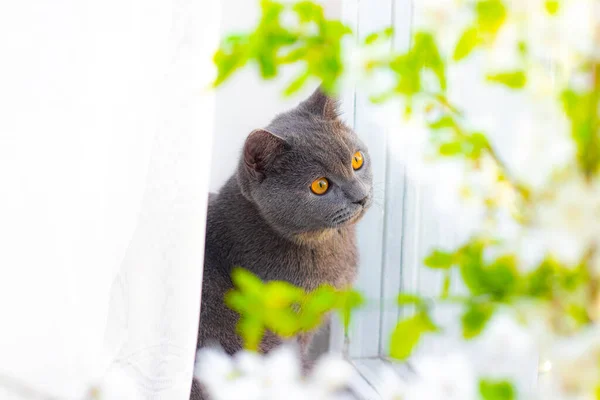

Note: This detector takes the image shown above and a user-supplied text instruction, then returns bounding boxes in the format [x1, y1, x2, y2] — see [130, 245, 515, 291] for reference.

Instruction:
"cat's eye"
[352, 151, 364, 170]
[310, 177, 329, 195]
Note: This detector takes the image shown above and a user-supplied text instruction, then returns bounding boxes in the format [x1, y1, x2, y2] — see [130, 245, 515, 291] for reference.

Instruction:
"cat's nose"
[353, 196, 368, 207]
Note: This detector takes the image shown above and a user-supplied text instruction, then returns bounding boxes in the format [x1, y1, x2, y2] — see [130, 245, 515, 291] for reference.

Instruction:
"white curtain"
[0, 0, 218, 398]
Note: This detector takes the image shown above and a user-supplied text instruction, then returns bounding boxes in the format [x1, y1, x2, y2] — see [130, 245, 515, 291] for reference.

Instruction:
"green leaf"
[390, 312, 438, 360]
[397, 293, 425, 306]
[461, 302, 495, 339]
[364, 27, 394, 44]
[224, 291, 252, 314]
[304, 285, 338, 313]
[486, 71, 527, 89]
[284, 72, 310, 96]
[429, 115, 457, 131]
[413, 32, 447, 91]
[336, 289, 365, 332]
[465, 132, 490, 159]
[479, 379, 516, 400]
[213, 48, 249, 87]
[264, 308, 301, 337]
[441, 271, 451, 298]
[387, 31, 446, 96]
[364, 32, 379, 45]
[390, 54, 422, 96]
[566, 303, 591, 326]
[561, 89, 600, 175]
[213, 0, 351, 91]
[485, 256, 520, 298]
[522, 259, 556, 299]
[453, 27, 479, 61]
[263, 281, 304, 308]
[517, 40, 528, 55]
[231, 267, 264, 297]
[237, 317, 264, 351]
[226, 268, 369, 350]
[299, 285, 338, 330]
[559, 262, 589, 291]
[281, 47, 308, 63]
[545, 0, 560, 15]
[424, 250, 455, 269]
[439, 141, 464, 156]
[459, 248, 519, 300]
[476, 0, 507, 35]
[293, 1, 323, 22]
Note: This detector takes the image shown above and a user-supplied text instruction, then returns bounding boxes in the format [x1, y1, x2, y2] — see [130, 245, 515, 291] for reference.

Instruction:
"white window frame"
[329, 0, 417, 357]
[328, 1, 456, 396]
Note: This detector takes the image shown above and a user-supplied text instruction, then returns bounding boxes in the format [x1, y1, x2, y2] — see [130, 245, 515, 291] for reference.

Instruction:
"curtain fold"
[0, 0, 219, 397]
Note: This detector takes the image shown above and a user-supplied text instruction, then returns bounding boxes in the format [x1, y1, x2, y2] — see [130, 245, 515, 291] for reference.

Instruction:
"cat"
[191, 87, 372, 399]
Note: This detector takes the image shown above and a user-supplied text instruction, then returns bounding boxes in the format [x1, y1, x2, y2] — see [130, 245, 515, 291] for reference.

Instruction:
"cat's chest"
[258, 229, 358, 290]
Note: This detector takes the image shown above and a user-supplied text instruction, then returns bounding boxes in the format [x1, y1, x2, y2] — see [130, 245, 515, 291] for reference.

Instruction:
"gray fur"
[191, 88, 372, 399]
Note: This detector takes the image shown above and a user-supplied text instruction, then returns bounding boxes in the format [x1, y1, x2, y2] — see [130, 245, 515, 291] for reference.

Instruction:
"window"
[209, 0, 458, 392]
[328, 0, 465, 394]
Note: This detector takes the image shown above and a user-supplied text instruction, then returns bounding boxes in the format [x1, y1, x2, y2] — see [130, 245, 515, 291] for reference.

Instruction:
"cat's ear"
[299, 86, 340, 120]
[243, 129, 287, 181]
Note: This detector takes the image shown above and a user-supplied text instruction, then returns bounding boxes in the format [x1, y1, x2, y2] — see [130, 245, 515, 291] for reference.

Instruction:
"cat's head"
[237, 87, 373, 241]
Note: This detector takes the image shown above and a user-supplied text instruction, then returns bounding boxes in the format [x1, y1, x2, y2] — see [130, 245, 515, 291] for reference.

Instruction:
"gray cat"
[191, 88, 372, 399]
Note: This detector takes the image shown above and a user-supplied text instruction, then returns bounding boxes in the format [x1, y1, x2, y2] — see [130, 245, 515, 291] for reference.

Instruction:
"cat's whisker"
[328, 207, 351, 222]
[370, 202, 384, 212]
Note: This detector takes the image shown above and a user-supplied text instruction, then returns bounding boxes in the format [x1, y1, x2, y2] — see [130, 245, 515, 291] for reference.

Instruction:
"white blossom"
[413, 0, 471, 55]
[340, 38, 397, 99]
[310, 354, 355, 392]
[469, 314, 538, 396]
[505, 102, 574, 191]
[488, 171, 600, 272]
[537, 326, 600, 400]
[485, 21, 522, 71]
[557, 0, 599, 61]
[377, 352, 477, 400]
[528, 174, 600, 267]
[195, 346, 357, 400]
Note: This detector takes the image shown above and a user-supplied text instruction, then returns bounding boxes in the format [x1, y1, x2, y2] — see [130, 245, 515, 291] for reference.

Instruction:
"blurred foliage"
[479, 379, 516, 400]
[213, 0, 600, 177]
[390, 311, 438, 360]
[226, 268, 363, 351]
[370, 31, 446, 105]
[453, 0, 507, 61]
[462, 301, 496, 339]
[561, 66, 600, 176]
[215, 2, 600, 395]
[391, 239, 591, 359]
[486, 71, 527, 89]
[213, 0, 350, 94]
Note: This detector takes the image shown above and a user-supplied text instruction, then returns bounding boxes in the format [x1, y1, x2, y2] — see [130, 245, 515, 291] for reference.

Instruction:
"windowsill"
[348, 357, 415, 400]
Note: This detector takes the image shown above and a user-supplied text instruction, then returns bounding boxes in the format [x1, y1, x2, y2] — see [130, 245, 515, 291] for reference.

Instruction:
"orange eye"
[310, 177, 329, 195]
[352, 151, 364, 170]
